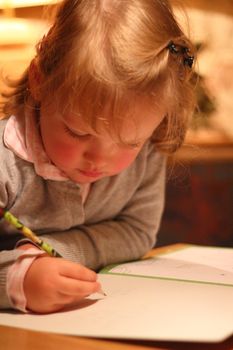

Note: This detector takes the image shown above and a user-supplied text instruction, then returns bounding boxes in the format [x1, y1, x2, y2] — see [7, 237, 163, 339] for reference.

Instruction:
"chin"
[68, 174, 104, 184]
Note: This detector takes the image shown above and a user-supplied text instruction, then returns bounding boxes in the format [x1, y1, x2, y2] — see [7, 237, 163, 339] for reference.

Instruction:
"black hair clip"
[183, 55, 194, 68]
[167, 41, 179, 54]
[167, 41, 194, 68]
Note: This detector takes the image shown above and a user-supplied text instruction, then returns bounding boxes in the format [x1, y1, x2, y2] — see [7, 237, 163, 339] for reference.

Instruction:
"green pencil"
[0, 208, 62, 257]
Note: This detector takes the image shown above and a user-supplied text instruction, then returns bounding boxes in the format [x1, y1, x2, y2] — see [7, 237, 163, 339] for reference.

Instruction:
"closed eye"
[64, 125, 90, 138]
[123, 139, 145, 150]
[128, 142, 143, 149]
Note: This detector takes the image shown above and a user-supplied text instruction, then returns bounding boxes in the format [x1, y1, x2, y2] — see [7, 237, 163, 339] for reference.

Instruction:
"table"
[1, 245, 233, 350]
[0, 324, 233, 350]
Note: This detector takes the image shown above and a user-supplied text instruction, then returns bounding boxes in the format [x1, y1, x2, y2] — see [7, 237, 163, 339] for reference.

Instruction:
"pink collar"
[4, 103, 91, 202]
[4, 108, 68, 181]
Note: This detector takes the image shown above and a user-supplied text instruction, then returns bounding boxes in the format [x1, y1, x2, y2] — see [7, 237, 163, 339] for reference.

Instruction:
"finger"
[57, 276, 101, 297]
[58, 260, 97, 282]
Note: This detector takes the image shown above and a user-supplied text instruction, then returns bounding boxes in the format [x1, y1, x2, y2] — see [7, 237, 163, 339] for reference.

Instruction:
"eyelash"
[130, 142, 142, 149]
[64, 125, 143, 149]
[117, 141, 142, 150]
[64, 125, 89, 139]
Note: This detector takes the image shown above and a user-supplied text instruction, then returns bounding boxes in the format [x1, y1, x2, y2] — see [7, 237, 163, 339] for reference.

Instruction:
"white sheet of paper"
[106, 246, 233, 286]
[0, 245, 233, 342]
[0, 274, 233, 342]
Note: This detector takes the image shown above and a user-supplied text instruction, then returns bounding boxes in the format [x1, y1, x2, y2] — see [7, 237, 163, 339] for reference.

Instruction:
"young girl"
[0, 0, 195, 314]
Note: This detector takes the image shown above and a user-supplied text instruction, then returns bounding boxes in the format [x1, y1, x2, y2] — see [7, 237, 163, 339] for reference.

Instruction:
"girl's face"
[39, 98, 164, 184]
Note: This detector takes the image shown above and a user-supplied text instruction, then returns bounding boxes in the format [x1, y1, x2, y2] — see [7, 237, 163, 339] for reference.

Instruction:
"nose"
[84, 153, 107, 169]
[83, 140, 114, 169]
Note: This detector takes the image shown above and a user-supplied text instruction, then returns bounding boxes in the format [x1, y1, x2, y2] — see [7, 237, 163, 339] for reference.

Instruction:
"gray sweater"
[0, 119, 166, 309]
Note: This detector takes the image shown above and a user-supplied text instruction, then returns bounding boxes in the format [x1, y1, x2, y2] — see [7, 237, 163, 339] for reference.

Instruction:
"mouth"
[78, 169, 104, 178]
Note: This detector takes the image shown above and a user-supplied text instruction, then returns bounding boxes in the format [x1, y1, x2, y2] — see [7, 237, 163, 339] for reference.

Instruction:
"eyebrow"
[65, 122, 97, 136]
[65, 119, 151, 145]
[120, 135, 150, 147]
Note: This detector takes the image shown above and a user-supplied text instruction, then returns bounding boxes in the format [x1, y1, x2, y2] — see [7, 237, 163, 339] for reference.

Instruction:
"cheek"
[45, 137, 82, 167]
[112, 150, 139, 172]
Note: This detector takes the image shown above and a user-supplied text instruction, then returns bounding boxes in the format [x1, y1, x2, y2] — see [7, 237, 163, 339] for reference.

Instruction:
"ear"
[28, 59, 42, 101]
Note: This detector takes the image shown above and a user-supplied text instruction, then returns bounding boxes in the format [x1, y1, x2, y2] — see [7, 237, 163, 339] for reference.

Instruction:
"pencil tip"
[98, 289, 107, 297]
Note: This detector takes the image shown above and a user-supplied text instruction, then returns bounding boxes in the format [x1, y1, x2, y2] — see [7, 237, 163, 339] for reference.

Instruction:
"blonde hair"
[2, 0, 196, 153]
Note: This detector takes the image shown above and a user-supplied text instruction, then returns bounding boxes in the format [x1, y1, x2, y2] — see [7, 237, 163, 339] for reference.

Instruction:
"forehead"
[63, 94, 165, 143]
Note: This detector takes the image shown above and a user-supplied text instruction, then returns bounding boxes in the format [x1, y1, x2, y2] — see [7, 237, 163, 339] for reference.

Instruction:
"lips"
[78, 169, 104, 178]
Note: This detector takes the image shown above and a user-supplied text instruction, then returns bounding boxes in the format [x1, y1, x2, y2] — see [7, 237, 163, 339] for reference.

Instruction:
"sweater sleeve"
[40, 151, 167, 270]
[7, 248, 46, 312]
[0, 155, 21, 309]
[0, 250, 25, 309]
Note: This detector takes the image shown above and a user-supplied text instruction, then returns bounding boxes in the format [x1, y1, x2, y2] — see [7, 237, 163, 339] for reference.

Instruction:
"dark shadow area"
[157, 161, 233, 248]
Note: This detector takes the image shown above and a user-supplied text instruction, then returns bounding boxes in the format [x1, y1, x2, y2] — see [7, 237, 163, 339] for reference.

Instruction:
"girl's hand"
[24, 256, 101, 313]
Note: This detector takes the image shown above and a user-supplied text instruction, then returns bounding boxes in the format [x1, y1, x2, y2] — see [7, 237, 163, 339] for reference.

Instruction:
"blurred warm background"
[0, 0, 232, 247]
[158, 0, 233, 248]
